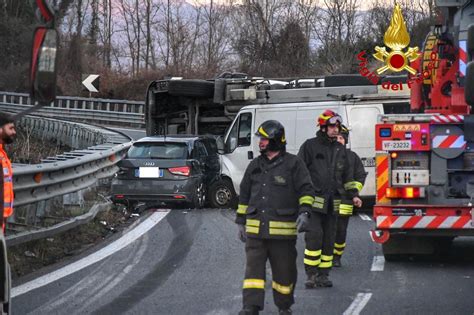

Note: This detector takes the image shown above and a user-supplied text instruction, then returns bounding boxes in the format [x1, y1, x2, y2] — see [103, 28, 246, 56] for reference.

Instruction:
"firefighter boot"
[238, 306, 259, 315]
[304, 274, 317, 289]
[279, 309, 293, 315]
[315, 273, 333, 287]
[333, 255, 341, 267]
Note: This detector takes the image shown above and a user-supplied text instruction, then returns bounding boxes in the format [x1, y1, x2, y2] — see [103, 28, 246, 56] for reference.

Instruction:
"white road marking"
[12, 210, 169, 297]
[371, 255, 385, 271]
[343, 293, 373, 315]
[75, 234, 149, 313]
[359, 214, 372, 221]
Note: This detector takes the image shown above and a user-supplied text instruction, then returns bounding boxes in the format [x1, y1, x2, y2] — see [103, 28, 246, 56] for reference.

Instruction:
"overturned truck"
[144, 74, 409, 137]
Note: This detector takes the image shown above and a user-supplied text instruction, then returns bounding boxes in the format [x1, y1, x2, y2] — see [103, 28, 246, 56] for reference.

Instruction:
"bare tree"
[313, 0, 362, 74]
[99, 0, 113, 68]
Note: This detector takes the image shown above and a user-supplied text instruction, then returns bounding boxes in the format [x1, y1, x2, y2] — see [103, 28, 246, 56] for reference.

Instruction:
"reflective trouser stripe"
[304, 248, 321, 266]
[304, 258, 321, 266]
[305, 249, 321, 256]
[243, 278, 265, 289]
[237, 204, 248, 214]
[319, 255, 333, 268]
[299, 195, 314, 206]
[333, 199, 341, 211]
[334, 242, 346, 256]
[272, 281, 293, 295]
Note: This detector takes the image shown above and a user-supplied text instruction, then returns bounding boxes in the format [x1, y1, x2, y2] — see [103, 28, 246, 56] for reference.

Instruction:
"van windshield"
[127, 142, 188, 159]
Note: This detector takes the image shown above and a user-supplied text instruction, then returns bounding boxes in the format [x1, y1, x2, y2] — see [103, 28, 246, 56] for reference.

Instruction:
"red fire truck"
[371, 0, 474, 260]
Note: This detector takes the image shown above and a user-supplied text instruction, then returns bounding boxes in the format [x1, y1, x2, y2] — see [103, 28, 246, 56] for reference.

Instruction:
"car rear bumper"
[111, 177, 199, 203]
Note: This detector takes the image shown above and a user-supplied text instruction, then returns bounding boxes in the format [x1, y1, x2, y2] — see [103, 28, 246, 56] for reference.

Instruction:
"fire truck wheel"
[168, 80, 214, 98]
[468, 25, 474, 58]
[433, 237, 454, 257]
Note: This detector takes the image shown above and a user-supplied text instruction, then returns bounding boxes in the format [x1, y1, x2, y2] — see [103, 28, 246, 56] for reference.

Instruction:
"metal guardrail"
[11, 115, 133, 208]
[0, 91, 145, 127]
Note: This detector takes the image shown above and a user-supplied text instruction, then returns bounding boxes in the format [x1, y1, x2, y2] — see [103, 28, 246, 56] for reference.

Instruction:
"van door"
[221, 109, 255, 194]
[345, 104, 382, 198]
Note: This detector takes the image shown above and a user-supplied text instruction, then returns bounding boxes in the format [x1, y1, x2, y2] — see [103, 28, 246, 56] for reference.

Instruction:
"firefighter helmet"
[318, 110, 342, 127]
[255, 120, 286, 151]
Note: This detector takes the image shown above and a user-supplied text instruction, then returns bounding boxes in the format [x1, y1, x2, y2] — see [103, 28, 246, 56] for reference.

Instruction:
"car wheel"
[191, 182, 206, 209]
[208, 179, 236, 209]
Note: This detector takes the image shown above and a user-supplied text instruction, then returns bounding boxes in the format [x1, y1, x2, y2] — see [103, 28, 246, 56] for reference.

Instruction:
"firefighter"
[297, 110, 359, 288]
[333, 125, 366, 267]
[0, 113, 15, 230]
[236, 120, 314, 315]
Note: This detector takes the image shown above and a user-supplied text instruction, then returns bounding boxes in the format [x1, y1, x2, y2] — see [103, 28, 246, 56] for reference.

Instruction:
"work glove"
[237, 224, 247, 242]
[296, 212, 310, 233]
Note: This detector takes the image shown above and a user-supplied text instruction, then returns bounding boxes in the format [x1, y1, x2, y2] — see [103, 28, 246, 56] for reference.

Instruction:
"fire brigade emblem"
[373, 4, 419, 74]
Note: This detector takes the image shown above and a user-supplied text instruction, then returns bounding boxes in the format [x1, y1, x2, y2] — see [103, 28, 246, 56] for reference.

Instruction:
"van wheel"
[208, 179, 237, 209]
[168, 80, 214, 98]
[191, 182, 206, 209]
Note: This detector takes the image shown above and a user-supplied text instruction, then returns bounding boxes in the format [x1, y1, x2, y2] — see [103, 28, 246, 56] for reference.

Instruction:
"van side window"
[225, 112, 252, 152]
[238, 113, 252, 146]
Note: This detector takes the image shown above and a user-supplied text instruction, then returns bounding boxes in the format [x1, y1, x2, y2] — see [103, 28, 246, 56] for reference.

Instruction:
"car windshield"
[127, 142, 188, 159]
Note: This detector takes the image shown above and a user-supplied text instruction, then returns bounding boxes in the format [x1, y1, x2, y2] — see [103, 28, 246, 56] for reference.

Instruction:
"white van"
[219, 88, 410, 201]
[145, 74, 410, 208]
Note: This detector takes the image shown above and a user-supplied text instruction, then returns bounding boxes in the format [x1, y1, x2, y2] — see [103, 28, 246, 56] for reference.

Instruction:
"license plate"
[136, 167, 163, 178]
[382, 140, 411, 151]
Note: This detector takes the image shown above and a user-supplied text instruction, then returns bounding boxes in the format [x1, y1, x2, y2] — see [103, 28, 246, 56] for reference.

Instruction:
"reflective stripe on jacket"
[236, 151, 314, 240]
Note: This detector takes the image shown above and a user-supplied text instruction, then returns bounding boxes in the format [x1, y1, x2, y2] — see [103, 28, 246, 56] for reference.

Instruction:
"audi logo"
[144, 162, 155, 166]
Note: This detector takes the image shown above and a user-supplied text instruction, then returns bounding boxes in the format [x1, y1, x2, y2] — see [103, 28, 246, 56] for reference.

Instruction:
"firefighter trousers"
[334, 215, 350, 258]
[304, 210, 337, 276]
[242, 237, 297, 311]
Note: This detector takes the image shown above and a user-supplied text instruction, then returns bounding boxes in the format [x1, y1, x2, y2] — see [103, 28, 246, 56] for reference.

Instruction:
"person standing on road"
[297, 110, 360, 288]
[333, 125, 366, 267]
[236, 120, 314, 315]
[0, 113, 16, 230]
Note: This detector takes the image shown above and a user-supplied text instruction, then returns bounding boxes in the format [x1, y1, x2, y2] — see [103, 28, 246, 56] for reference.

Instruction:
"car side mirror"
[216, 136, 225, 154]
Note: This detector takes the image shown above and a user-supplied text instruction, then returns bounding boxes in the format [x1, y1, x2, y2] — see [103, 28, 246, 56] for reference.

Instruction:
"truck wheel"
[208, 179, 236, 209]
[168, 80, 214, 98]
[190, 182, 206, 209]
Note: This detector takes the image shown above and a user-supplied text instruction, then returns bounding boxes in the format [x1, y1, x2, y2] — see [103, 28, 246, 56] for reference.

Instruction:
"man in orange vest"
[0, 113, 15, 230]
